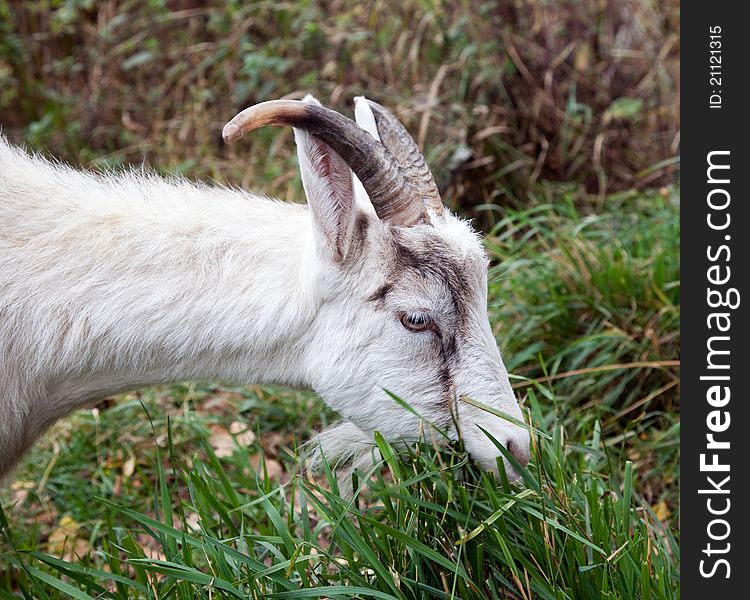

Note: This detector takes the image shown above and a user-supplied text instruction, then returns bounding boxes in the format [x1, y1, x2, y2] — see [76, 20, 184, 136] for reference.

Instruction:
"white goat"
[0, 95, 530, 481]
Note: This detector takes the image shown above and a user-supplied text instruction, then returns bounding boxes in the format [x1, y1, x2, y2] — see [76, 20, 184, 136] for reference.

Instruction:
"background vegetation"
[1, 1, 679, 598]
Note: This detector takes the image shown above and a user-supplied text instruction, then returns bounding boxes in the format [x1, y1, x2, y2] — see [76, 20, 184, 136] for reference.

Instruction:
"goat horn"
[222, 99, 429, 227]
[362, 99, 444, 217]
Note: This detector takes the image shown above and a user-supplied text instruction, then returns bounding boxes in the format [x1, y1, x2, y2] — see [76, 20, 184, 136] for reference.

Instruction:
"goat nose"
[506, 436, 530, 468]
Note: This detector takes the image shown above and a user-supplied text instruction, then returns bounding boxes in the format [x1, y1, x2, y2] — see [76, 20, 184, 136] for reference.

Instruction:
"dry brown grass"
[1, 0, 679, 223]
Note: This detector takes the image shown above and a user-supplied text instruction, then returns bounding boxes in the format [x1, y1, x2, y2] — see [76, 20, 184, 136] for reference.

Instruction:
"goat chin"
[304, 422, 381, 498]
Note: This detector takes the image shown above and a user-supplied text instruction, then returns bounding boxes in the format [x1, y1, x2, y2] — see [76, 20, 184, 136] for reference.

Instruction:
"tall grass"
[1, 396, 678, 599]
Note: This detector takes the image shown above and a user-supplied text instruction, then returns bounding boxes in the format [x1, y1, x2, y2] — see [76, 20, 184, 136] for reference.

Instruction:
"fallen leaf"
[652, 500, 671, 521]
[574, 41, 593, 72]
[261, 431, 283, 456]
[208, 424, 235, 457]
[229, 421, 256, 447]
[63, 538, 91, 562]
[137, 534, 167, 562]
[250, 455, 283, 480]
[48, 515, 87, 556]
[9, 481, 34, 510]
[185, 512, 201, 532]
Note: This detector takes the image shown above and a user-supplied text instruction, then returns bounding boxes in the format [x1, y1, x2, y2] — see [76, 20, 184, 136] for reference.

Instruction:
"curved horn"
[222, 99, 429, 227]
[361, 99, 444, 217]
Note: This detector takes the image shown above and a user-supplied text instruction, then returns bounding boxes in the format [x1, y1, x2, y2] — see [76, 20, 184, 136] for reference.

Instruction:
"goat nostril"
[507, 438, 530, 468]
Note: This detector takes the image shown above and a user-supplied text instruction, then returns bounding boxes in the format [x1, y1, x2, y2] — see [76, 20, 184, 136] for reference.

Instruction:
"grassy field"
[1, 1, 679, 598]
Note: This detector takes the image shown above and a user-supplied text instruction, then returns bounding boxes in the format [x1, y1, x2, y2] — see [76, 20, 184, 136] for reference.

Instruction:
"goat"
[0, 95, 530, 482]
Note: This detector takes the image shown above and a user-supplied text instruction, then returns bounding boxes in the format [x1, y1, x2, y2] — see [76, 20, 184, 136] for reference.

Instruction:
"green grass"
[1, 404, 678, 599]
[1, 195, 679, 598]
[490, 187, 680, 516]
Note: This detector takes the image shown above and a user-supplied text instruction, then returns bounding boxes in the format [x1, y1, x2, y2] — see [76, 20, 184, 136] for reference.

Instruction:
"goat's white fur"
[0, 96, 529, 481]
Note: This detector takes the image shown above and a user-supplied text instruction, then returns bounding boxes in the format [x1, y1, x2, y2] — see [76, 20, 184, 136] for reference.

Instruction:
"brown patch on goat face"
[389, 228, 476, 326]
[378, 228, 481, 411]
[437, 362, 456, 413]
[343, 212, 370, 265]
[367, 282, 393, 305]
[365, 226, 480, 340]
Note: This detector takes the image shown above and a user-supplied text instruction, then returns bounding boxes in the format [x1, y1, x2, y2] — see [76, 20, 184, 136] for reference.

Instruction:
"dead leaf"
[63, 538, 91, 562]
[208, 422, 257, 457]
[48, 514, 89, 558]
[137, 534, 167, 562]
[261, 431, 283, 456]
[35, 505, 59, 526]
[229, 421, 256, 447]
[203, 390, 244, 415]
[122, 454, 136, 479]
[208, 424, 235, 457]
[574, 41, 593, 72]
[250, 455, 283, 480]
[652, 500, 671, 521]
[11, 488, 29, 508]
[9, 480, 34, 510]
[185, 512, 201, 532]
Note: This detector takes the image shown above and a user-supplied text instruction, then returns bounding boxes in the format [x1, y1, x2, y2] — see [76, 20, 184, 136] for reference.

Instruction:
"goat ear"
[294, 96, 356, 261]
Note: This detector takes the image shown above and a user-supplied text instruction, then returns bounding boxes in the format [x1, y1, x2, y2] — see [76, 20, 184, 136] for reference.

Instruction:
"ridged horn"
[361, 98, 444, 217]
[222, 99, 429, 227]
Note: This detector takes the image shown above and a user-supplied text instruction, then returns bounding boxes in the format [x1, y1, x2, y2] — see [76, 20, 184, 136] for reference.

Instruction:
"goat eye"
[400, 312, 432, 332]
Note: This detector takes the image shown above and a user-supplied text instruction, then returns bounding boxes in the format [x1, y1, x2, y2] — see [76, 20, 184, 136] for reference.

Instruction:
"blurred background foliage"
[0, 0, 679, 222]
